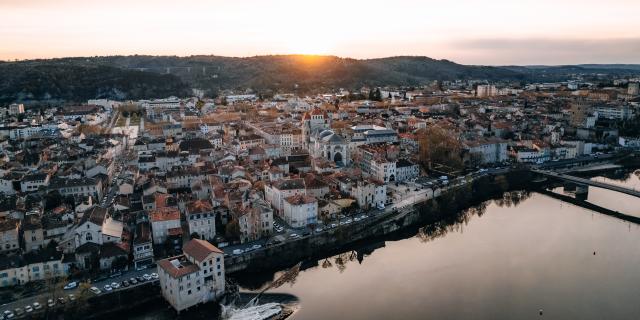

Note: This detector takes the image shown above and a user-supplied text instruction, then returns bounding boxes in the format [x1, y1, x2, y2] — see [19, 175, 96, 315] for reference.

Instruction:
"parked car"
[24, 306, 33, 313]
[129, 278, 138, 285]
[150, 273, 159, 280]
[57, 297, 66, 305]
[47, 299, 55, 307]
[32, 302, 42, 310]
[103, 285, 112, 292]
[137, 276, 146, 282]
[233, 249, 244, 255]
[63, 281, 77, 290]
[315, 227, 323, 233]
[68, 294, 76, 302]
[289, 233, 299, 239]
[89, 287, 101, 295]
[251, 244, 262, 250]
[122, 280, 130, 287]
[12, 309, 23, 317]
[3, 310, 15, 319]
[110, 282, 120, 289]
[143, 274, 152, 281]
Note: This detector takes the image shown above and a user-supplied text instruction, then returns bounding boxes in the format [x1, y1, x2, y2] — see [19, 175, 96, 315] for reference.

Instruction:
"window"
[187, 289, 192, 295]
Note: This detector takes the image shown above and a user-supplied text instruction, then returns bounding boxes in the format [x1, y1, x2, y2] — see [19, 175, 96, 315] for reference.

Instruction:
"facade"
[282, 195, 318, 228]
[186, 200, 216, 241]
[133, 222, 154, 269]
[395, 159, 420, 182]
[264, 178, 306, 214]
[0, 219, 20, 254]
[157, 239, 225, 312]
[351, 180, 387, 210]
[149, 207, 181, 245]
[464, 140, 509, 164]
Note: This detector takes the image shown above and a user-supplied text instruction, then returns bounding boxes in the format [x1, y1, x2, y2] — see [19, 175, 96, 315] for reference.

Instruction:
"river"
[133, 169, 640, 319]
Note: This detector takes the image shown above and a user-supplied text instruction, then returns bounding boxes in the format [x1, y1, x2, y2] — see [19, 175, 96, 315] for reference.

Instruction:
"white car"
[150, 273, 159, 280]
[232, 249, 244, 255]
[110, 282, 120, 289]
[32, 302, 42, 310]
[89, 287, 101, 295]
[103, 285, 112, 292]
[143, 274, 152, 281]
[24, 306, 33, 313]
[47, 299, 55, 307]
[289, 233, 299, 239]
[63, 281, 77, 290]
[251, 244, 262, 250]
[315, 227, 323, 233]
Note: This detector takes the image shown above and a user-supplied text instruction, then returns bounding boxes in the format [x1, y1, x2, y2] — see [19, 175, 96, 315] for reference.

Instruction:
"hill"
[1, 55, 639, 104]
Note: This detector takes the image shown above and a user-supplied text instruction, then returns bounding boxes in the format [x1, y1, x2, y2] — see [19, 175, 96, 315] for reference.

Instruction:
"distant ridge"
[1, 55, 639, 104]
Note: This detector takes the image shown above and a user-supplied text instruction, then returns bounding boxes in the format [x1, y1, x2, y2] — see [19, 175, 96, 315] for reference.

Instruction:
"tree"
[225, 219, 241, 241]
[417, 126, 463, 171]
[45, 191, 63, 210]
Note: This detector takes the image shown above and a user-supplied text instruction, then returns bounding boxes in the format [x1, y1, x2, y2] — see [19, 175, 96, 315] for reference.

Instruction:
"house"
[157, 239, 225, 312]
[21, 173, 50, 193]
[0, 218, 20, 254]
[22, 215, 44, 252]
[351, 179, 387, 210]
[149, 207, 181, 245]
[395, 159, 420, 182]
[264, 178, 306, 214]
[133, 222, 154, 270]
[282, 195, 318, 228]
[186, 200, 216, 241]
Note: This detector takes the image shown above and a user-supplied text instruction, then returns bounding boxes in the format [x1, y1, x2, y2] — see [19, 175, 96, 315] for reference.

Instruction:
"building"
[264, 178, 306, 214]
[149, 207, 181, 245]
[395, 159, 420, 182]
[476, 85, 497, 97]
[351, 179, 387, 210]
[133, 222, 154, 270]
[186, 200, 216, 241]
[628, 82, 639, 95]
[464, 139, 509, 165]
[8, 103, 25, 115]
[282, 195, 318, 228]
[594, 104, 634, 120]
[0, 219, 20, 254]
[157, 239, 225, 312]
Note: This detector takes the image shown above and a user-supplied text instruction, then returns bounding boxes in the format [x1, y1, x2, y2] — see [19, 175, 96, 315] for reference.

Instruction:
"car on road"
[232, 249, 244, 255]
[47, 299, 55, 308]
[89, 287, 101, 295]
[63, 281, 77, 290]
[32, 302, 42, 310]
[111, 282, 120, 289]
[24, 306, 33, 313]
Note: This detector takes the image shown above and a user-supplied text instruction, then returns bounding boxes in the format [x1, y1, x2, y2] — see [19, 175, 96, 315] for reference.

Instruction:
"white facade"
[158, 239, 225, 312]
[282, 195, 318, 228]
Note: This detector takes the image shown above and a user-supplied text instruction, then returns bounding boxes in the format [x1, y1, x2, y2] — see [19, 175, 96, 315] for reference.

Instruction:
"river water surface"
[240, 169, 640, 320]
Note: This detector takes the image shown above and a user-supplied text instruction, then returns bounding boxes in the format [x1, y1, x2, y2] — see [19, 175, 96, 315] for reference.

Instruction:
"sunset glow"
[1, 0, 640, 64]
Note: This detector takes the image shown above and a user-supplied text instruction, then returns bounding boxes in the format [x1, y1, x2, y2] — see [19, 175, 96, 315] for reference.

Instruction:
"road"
[0, 267, 158, 317]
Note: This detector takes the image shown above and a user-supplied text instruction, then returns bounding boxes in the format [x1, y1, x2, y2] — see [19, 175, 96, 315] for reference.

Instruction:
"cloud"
[448, 38, 640, 65]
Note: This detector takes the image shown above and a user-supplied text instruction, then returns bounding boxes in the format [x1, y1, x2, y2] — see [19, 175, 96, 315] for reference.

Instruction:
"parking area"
[0, 267, 158, 319]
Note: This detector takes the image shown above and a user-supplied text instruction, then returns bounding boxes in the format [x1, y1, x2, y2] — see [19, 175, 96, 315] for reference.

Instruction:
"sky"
[1, 0, 639, 65]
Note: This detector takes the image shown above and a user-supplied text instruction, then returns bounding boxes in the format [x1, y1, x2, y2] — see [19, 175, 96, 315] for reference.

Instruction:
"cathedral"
[302, 108, 349, 167]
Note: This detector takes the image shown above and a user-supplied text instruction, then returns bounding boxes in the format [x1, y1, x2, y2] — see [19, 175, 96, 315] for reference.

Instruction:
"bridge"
[531, 169, 640, 198]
